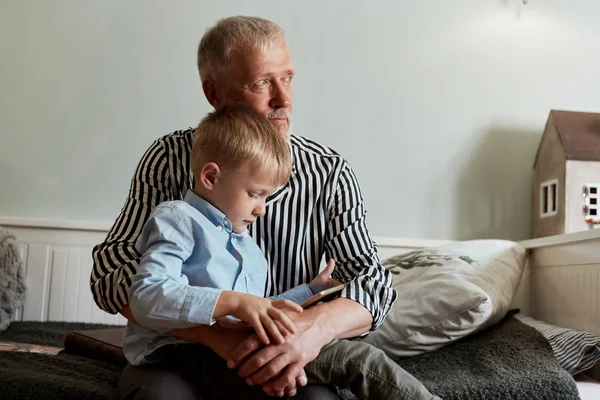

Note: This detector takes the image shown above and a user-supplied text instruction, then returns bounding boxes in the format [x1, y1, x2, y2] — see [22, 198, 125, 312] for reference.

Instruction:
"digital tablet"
[300, 283, 348, 309]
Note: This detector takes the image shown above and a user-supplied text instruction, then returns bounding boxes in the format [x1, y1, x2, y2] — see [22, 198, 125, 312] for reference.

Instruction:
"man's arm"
[325, 162, 397, 331]
[91, 139, 171, 314]
[123, 290, 252, 362]
[227, 298, 371, 396]
[229, 162, 396, 394]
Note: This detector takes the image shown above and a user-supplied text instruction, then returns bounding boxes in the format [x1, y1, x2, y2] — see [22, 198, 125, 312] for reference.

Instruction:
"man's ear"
[198, 162, 220, 190]
[202, 78, 223, 109]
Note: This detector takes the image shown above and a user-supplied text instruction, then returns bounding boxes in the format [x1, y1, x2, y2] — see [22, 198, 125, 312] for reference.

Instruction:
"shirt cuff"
[182, 287, 222, 326]
[273, 284, 314, 304]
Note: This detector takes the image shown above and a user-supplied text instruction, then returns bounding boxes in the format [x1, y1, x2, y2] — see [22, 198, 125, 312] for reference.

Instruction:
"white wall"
[1, 0, 600, 241]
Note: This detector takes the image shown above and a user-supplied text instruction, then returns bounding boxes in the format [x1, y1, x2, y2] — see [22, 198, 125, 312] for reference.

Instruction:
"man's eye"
[256, 79, 268, 86]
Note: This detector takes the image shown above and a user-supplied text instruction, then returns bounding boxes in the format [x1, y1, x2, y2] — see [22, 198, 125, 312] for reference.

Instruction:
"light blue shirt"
[123, 190, 314, 366]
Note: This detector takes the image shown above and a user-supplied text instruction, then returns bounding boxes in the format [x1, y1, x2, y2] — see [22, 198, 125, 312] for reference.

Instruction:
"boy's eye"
[248, 192, 258, 198]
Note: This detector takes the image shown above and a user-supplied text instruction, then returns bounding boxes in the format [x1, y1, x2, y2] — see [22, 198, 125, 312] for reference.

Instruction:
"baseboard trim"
[373, 237, 455, 248]
[0, 216, 458, 249]
[0, 216, 111, 232]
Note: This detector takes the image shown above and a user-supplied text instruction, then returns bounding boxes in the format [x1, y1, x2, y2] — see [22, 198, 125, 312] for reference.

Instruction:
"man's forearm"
[121, 304, 216, 345]
[120, 304, 250, 359]
[311, 297, 372, 341]
[227, 296, 373, 392]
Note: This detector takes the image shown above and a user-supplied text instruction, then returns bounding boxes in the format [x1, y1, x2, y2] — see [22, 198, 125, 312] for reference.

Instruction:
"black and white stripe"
[516, 315, 600, 375]
[91, 129, 397, 329]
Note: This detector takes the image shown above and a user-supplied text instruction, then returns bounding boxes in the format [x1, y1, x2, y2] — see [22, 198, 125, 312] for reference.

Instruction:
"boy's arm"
[268, 284, 313, 305]
[129, 205, 223, 332]
[268, 259, 339, 305]
[131, 207, 299, 344]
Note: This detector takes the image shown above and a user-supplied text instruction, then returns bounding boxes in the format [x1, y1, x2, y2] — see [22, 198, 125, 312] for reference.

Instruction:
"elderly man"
[91, 16, 397, 399]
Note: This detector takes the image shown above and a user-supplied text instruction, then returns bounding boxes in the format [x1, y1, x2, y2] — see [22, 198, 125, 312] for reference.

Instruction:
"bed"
[1, 226, 599, 399]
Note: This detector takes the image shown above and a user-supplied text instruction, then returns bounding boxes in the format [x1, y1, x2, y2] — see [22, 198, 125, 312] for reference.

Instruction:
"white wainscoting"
[522, 230, 600, 336]
[3, 220, 127, 325]
[1, 217, 451, 325]
[4, 216, 600, 343]
[522, 230, 600, 382]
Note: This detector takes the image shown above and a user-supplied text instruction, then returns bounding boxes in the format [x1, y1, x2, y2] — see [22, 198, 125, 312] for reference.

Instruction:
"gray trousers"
[120, 340, 440, 400]
[305, 339, 442, 400]
[119, 344, 342, 400]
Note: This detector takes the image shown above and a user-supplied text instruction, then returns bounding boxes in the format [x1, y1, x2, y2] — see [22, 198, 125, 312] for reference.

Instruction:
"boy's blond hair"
[192, 106, 291, 186]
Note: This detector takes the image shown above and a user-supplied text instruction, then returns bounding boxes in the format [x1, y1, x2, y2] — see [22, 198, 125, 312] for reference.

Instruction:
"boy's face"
[211, 166, 280, 233]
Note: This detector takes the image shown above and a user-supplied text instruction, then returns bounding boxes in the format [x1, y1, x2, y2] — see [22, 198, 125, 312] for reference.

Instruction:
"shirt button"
[217, 225, 223, 230]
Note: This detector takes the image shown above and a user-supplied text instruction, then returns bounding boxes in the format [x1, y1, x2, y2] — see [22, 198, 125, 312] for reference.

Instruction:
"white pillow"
[368, 240, 526, 359]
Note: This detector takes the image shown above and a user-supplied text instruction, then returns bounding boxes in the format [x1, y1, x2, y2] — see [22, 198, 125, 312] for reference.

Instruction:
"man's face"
[218, 41, 294, 136]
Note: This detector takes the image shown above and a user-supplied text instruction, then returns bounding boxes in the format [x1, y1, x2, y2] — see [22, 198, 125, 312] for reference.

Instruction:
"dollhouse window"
[540, 179, 558, 218]
[584, 183, 600, 220]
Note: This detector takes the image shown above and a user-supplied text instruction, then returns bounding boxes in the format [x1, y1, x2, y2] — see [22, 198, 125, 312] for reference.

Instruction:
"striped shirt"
[91, 129, 397, 330]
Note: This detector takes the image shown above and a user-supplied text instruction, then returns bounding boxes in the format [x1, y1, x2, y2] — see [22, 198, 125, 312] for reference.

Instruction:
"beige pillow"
[367, 240, 526, 359]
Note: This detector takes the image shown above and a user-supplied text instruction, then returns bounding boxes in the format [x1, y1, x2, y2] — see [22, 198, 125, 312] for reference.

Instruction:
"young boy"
[123, 106, 440, 400]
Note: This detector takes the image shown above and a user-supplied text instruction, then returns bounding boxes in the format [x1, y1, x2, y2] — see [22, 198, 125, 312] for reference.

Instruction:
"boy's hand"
[308, 259, 341, 294]
[227, 293, 303, 345]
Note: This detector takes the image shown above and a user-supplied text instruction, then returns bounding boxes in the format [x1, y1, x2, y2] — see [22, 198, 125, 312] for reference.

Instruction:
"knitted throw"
[0, 227, 26, 332]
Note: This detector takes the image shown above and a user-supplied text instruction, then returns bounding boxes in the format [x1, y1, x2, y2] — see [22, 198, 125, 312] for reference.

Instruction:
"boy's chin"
[232, 225, 248, 234]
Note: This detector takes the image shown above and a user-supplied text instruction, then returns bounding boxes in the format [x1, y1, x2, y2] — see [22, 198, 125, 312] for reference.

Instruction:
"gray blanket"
[340, 314, 580, 400]
[0, 317, 580, 400]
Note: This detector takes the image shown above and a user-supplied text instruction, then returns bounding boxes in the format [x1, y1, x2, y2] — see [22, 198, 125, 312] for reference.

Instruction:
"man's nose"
[269, 80, 291, 109]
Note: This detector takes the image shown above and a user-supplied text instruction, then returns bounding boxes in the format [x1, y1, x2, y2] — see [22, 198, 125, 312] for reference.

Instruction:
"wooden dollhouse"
[532, 110, 600, 238]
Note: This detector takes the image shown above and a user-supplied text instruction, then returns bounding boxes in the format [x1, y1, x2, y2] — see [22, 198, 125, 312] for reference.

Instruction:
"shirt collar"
[288, 138, 297, 174]
[184, 189, 234, 234]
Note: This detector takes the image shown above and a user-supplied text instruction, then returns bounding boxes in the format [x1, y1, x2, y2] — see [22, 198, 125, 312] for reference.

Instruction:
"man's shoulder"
[290, 134, 345, 163]
[153, 128, 194, 148]
[141, 128, 193, 154]
[137, 128, 194, 170]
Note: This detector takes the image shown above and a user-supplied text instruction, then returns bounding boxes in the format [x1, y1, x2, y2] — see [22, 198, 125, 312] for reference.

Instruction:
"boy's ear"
[198, 162, 220, 190]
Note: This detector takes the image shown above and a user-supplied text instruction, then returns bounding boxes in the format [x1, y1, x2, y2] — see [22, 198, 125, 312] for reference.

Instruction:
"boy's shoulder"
[152, 200, 204, 219]
[157, 200, 221, 232]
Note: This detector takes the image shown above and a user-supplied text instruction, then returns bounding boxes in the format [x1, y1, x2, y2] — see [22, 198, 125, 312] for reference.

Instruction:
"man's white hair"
[197, 16, 286, 81]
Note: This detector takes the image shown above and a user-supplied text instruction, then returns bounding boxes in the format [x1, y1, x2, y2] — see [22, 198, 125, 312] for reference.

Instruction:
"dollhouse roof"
[534, 110, 600, 168]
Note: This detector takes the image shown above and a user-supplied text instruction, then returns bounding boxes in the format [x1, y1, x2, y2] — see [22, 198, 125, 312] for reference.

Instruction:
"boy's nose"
[254, 203, 266, 217]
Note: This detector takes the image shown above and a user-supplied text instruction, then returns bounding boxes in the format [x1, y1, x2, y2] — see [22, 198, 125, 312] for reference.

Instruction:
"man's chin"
[273, 122, 291, 138]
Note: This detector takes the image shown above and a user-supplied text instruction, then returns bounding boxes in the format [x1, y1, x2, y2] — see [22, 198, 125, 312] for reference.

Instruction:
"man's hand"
[227, 297, 373, 396]
[170, 323, 255, 361]
[227, 306, 331, 396]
